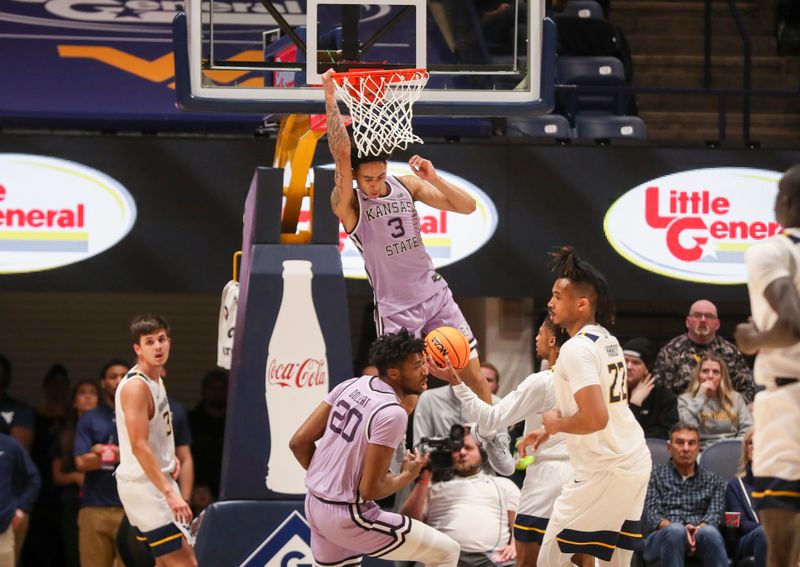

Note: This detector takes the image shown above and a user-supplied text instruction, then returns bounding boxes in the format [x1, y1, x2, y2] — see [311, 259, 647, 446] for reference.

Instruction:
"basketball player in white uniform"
[115, 314, 196, 566]
[520, 247, 651, 566]
[736, 164, 800, 567]
[429, 318, 592, 567]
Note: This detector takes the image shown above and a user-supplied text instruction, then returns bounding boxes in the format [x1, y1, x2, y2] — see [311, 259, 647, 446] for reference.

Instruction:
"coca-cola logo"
[267, 358, 327, 388]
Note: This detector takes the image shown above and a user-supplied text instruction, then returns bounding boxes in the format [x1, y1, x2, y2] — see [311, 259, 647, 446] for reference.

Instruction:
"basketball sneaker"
[473, 425, 515, 476]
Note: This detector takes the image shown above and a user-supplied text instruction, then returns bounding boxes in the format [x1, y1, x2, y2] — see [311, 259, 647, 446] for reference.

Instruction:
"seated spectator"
[622, 337, 679, 439]
[724, 428, 766, 567]
[653, 300, 756, 404]
[643, 422, 727, 567]
[52, 379, 99, 567]
[0, 432, 41, 566]
[677, 355, 752, 450]
[402, 428, 520, 567]
[480, 363, 500, 396]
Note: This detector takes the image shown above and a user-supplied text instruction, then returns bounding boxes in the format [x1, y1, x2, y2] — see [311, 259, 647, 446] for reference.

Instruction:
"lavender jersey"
[350, 176, 447, 316]
[305, 375, 407, 503]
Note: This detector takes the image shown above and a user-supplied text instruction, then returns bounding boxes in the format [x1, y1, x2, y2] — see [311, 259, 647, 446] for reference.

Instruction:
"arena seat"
[558, 0, 605, 20]
[507, 114, 573, 138]
[698, 439, 743, 481]
[645, 437, 670, 466]
[575, 114, 647, 140]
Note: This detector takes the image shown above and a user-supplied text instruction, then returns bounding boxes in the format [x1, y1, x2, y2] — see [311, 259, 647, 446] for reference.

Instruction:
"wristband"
[418, 478, 430, 486]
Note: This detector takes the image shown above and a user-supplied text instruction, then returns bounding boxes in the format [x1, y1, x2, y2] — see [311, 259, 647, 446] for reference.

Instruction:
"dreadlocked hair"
[369, 328, 426, 377]
[549, 246, 616, 327]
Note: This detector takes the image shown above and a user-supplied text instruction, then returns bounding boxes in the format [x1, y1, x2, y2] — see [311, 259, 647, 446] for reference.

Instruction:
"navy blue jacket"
[725, 466, 760, 535]
[0, 433, 40, 532]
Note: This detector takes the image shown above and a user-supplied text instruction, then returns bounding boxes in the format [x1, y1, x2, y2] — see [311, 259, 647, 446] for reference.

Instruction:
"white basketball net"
[333, 69, 429, 158]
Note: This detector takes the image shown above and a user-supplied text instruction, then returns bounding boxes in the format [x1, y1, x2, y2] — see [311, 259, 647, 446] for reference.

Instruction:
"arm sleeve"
[452, 373, 553, 434]
[170, 401, 192, 447]
[368, 405, 408, 449]
[559, 339, 601, 395]
[701, 476, 726, 528]
[746, 240, 791, 292]
[677, 393, 704, 429]
[14, 442, 41, 512]
[655, 389, 680, 440]
[73, 413, 93, 456]
[652, 346, 672, 387]
[498, 478, 521, 513]
[734, 395, 753, 437]
[643, 471, 665, 534]
[728, 350, 755, 404]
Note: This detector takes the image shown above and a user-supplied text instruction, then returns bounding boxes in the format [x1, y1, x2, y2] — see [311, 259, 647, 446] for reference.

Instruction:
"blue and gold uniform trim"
[784, 230, 800, 245]
[752, 476, 800, 512]
[556, 528, 618, 561]
[616, 520, 644, 551]
[577, 332, 600, 342]
[513, 514, 548, 543]
[143, 523, 184, 558]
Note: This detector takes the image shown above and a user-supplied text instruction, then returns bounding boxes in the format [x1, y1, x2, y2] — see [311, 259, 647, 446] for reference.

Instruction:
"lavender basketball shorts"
[305, 495, 412, 566]
[376, 287, 478, 355]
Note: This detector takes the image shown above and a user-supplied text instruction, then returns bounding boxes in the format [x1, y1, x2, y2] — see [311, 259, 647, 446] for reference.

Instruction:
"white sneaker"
[473, 425, 515, 476]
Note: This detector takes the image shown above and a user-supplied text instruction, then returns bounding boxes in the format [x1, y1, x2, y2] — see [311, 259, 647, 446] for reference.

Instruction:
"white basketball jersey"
[115, 367, 176, 482]
[217, 279, 239, 370]
[553, 324, 650, 478]
[745, 229, 800, 385]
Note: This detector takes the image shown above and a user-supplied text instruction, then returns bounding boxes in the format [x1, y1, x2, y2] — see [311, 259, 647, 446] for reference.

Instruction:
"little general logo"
[604, 167, 782, 284]
[303, 162, 498, 279]
[0, 154, 136, 274]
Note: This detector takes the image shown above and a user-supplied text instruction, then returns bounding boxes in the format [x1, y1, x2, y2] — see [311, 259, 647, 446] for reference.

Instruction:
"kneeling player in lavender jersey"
[290, 330, 460, 567]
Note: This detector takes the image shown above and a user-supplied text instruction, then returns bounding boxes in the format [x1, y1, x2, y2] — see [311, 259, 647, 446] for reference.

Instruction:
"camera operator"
[401, 427, 520, 567]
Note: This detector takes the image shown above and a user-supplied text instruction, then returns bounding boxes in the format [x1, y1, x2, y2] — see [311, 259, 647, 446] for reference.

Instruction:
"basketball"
[424, 326, 470, 371]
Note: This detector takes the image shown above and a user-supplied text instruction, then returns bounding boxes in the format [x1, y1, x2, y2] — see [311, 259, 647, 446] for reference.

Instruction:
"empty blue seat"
[557, 56, 626, 85]
[575, 114, 647, 139]
[508, 114, 572, 138]
[559, 0, 605, 19]
[699, 439, 743, 481]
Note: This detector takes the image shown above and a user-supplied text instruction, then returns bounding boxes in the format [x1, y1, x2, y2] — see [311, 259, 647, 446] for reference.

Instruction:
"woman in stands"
[724, 428, 766, 567]
[677, 354, 752, 450]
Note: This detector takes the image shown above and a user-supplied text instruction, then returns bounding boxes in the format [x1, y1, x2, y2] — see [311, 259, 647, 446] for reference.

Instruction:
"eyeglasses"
[689, 312, 718, 320]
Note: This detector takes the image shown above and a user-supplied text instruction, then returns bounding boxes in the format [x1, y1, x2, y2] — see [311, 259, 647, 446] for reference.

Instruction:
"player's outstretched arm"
[404, 155, 476, 214]
[289, 401, 331, 470]
[121, 381, 192, 525]
[360, 445, 423, 501]
[322, 69, 357, 231]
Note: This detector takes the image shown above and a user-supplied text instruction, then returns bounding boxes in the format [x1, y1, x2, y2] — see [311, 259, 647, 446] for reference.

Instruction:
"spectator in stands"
[414, 364, 514, 476]
[24, 363, 72, 567]
[52, 379, 99, 567]
[643, 422, 728, 567]
[188, 369, 228, 498]
[74, 358, 128, 567]
[725, 428, 766, 567]
[402, 428, 520, 567]
[0, 354, 34, 451]
[481, 362, 500, 395]
[0, 432, 40, 567]
[653, 299, 756, 403]
[677, 354, 752, 450]
[623, 337, 679, 439]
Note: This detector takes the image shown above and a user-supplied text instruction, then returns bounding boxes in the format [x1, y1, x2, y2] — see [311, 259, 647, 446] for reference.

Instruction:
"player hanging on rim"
[289, 329, 460, 567]
[519, 247, 651, 566]
[321, 69, 514, 475]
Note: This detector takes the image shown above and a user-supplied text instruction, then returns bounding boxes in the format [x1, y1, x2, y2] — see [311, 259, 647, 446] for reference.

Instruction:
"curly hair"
[549, 246, 616, 327]
[368, 329, 426, 376]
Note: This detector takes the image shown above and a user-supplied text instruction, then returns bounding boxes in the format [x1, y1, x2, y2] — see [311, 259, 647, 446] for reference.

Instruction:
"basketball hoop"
[331, 68, 429, 158]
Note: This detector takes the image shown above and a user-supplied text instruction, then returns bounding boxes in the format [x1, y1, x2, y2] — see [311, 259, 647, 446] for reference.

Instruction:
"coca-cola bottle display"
[265, 260, 329, 494]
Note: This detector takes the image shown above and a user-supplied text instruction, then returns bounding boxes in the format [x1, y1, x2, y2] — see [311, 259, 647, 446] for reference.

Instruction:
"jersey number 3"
[387, 217, 405, 238]
[607, 362, 627, 403]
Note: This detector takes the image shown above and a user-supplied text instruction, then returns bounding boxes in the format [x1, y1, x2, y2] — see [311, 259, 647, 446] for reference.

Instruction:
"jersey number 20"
[607, 362, 627, 403]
